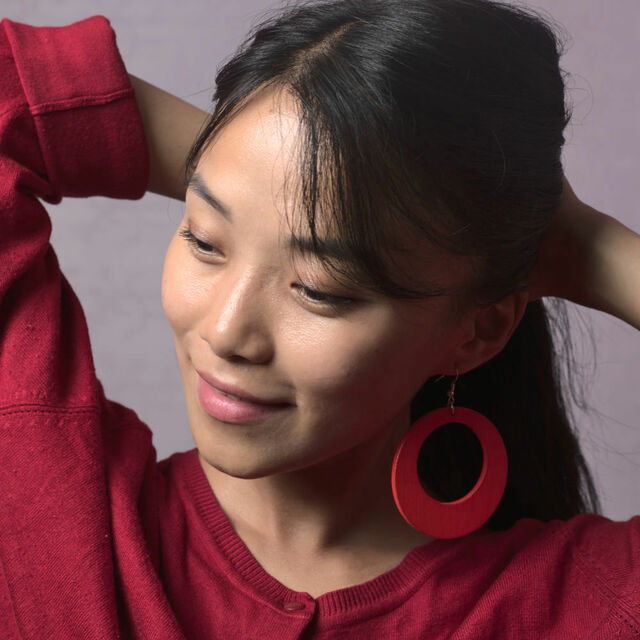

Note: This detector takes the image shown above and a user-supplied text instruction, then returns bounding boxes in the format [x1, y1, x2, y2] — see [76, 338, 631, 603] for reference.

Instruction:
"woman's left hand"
[526, 175, 640, 331]
[526, 175, 588, 303]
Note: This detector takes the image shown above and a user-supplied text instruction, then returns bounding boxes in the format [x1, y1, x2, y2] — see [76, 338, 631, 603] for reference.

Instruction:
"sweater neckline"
[182, 447, 480, 617]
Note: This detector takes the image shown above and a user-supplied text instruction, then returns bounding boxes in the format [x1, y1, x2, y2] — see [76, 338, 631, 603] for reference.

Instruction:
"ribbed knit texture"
[0, 14, 639, 640]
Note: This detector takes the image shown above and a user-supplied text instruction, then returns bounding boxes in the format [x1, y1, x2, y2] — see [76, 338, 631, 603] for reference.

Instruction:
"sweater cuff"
[2, 15, 149, 200]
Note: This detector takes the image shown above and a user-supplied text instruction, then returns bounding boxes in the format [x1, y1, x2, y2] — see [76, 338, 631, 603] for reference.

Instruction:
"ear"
[447, 291, 530, 375]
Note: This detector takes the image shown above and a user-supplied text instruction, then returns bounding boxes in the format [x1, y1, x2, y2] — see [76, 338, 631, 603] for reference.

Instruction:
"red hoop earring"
[391, 368, 508, 540]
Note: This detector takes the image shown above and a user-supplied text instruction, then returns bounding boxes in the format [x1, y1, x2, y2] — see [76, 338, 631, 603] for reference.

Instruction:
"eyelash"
[178, 226, 355, 308]
[178, 226, 222, 257]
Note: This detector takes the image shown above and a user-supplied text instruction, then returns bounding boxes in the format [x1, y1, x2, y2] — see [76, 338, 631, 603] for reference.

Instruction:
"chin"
[197, 445, 288, 480]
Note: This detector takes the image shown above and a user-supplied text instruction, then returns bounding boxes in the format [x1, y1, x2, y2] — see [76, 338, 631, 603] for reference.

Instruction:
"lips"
[196, 372, 292, 424]
[215, 387, 249, 403]
[195, 370, 291, 406]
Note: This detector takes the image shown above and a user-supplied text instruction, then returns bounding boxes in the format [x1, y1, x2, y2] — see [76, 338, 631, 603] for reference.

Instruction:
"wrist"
[129, 74, 208, 200]
[576, 207, 640, 330]
[553, 201, 640, 330]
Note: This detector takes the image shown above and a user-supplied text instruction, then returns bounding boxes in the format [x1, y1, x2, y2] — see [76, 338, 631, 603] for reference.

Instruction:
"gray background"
[5, 1, 639, 521]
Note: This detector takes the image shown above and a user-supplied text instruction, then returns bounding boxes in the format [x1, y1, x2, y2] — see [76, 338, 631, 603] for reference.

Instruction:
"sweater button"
[283, 600, 305, 611]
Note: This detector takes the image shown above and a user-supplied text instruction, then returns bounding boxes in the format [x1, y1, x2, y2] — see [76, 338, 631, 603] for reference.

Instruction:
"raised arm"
[128, 74, 208, 201]
[0, 16, 165, 637]
[0, 16, 150, 405]
[527, 177, 640, 331]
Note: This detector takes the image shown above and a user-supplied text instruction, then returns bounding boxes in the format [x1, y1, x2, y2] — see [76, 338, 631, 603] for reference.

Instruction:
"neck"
[198, 406, 434, 557]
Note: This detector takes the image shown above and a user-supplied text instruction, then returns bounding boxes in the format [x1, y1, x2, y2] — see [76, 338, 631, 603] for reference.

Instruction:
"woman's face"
[161, 85, 471, 479]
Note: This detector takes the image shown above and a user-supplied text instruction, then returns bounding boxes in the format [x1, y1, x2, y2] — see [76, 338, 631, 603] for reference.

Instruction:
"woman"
[0, 0, 638, 637]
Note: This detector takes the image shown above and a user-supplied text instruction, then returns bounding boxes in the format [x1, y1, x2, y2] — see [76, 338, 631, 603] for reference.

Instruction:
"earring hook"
[447, 368, 459, 415]
[433, 367, 459, 415]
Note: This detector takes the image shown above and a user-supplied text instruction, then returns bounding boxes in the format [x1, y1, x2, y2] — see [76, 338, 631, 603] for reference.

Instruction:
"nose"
[199, 267, 274, 364]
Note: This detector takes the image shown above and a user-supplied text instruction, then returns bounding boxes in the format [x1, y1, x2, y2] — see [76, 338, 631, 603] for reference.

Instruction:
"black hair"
[185, 0, 601, 529]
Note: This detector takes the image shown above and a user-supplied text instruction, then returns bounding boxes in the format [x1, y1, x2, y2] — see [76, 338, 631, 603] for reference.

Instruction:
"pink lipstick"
[196, 372, 291, 424]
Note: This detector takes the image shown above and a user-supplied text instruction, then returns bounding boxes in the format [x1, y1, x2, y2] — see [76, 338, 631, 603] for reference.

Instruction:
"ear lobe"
[452, 290, 529, 374]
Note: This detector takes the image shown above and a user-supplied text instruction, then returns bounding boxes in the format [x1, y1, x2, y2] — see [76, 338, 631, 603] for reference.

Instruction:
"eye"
[178, 226, 223, 259]
[293, 283, 355, 308]
[180, 224, 356, 309]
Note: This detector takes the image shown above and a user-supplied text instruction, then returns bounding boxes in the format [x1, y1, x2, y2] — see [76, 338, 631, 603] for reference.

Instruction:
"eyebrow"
[185, 171, 358, 264]
[185, 172, 233, 220]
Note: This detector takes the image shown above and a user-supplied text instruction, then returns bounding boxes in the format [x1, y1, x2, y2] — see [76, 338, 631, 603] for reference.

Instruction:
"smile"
[196, 373, 291, 424]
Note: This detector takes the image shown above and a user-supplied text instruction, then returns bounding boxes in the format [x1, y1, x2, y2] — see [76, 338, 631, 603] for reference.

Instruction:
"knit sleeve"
[0, 17, 163, 639]
[0, 15, 149, 407]
[567, 513, 640, 630]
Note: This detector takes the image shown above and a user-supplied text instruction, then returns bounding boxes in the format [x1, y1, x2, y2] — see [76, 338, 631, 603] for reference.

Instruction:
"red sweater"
[0, 15, 638, 640]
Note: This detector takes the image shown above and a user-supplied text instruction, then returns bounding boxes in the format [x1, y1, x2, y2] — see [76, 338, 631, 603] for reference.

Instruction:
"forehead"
[196, 85, 312, 229]
[202, 85, 302, 187]
[195, 85, 472, 306]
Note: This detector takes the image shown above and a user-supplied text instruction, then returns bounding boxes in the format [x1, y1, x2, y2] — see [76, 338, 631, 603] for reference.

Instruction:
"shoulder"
[554, 513, 640, 604]
[383, 515, 640, 636]
[485, 514, 640, 590]
[433, 514, 640, 635]
[494, 514, 640, 626]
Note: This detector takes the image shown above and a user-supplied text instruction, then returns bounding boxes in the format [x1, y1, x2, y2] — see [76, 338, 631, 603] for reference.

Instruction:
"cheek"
[300, 315, 448, 417]
[285, 316, 412, 407]
[161, 236, 208, 336]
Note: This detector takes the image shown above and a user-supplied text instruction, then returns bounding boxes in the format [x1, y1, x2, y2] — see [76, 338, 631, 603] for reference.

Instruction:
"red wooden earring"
[391, 372, 508, 540]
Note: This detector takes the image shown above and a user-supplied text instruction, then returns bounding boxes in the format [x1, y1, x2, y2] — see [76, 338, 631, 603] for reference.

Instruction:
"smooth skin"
[130, 75, 640, 597]
[527, 176, 640, 331]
